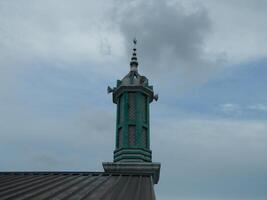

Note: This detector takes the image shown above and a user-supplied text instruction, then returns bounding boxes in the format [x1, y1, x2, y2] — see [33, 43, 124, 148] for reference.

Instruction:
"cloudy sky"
[1, 0, 267, 199]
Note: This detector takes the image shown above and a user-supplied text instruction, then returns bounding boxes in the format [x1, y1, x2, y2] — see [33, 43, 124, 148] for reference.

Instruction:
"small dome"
[121, 71, 148, 86]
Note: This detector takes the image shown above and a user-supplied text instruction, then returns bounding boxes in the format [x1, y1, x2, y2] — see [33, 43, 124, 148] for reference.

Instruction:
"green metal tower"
[103, 39, 161, 184]
[107, 39, 158, 163]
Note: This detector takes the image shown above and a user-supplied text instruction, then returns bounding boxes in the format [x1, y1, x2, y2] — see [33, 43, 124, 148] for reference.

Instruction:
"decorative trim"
[103, 162, 161, 184]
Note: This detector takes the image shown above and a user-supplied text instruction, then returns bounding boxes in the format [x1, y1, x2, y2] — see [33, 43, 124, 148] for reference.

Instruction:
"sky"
[0, 0, 267, 199]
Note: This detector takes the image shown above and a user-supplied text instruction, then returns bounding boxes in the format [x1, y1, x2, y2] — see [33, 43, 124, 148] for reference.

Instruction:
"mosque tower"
[103, 39, 160, 184]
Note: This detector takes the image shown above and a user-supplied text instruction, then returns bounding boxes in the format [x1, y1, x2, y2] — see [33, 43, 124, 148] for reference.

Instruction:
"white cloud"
[248, 104, 267, 112]
[218, 103, 241, 114]
[217, 103, 267, 116]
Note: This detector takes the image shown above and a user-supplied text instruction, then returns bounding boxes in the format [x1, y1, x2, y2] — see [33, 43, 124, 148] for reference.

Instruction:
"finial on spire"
[130, 38, 138, 72]
[133, 38, 137, 45]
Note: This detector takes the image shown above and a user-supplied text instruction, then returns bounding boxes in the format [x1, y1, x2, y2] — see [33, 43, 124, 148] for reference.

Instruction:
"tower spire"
[130, 38, 138, 72]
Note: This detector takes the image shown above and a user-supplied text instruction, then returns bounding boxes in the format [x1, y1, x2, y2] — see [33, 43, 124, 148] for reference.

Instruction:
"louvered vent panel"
[118, 128, 123, 147]
[128, 125, 136, 146]
[119, 96, 124, 124]
[128, 93, 136, 120]
[141, 94, 147, 123]
[141, 127, 147, 148]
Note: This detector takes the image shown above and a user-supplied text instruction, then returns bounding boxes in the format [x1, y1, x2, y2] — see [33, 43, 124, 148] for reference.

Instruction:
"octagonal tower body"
[109, 43, 157, 163]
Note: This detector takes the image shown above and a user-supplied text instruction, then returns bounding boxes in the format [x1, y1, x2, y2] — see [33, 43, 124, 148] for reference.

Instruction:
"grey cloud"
[0, 0, 113, 68]
[112, 0, 226, 93]
[0, 1, 266, 200]
[201, 0, 267, 63]
[0, 0, 225, 94]
[75, 106, 115, 144]
[0, 86, 115, 171]
[115, 0, 210, 65]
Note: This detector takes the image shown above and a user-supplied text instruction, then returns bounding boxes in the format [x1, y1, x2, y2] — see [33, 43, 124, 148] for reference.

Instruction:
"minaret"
[103, 39, 160, 184]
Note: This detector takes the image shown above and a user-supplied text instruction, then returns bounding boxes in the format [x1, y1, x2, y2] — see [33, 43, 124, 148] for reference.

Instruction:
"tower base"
[102, 162, 161, 184]
[113, 148, 152, 163]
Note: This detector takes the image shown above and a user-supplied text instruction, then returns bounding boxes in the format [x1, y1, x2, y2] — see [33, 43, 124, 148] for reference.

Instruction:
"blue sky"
[0, 0, 267, 199]
[171, 59, 267, 120]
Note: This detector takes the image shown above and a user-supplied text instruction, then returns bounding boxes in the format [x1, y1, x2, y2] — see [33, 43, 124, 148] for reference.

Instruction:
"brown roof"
[0, 172, 155, 200]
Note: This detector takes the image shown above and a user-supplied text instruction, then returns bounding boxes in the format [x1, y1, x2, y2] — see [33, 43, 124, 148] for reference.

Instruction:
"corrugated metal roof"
[0, 172, 155, 200]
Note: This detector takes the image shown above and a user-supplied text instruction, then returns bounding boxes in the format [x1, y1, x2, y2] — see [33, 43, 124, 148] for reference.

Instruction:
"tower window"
[128, 92, 136, 120]
[128, 125, 136, 146]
